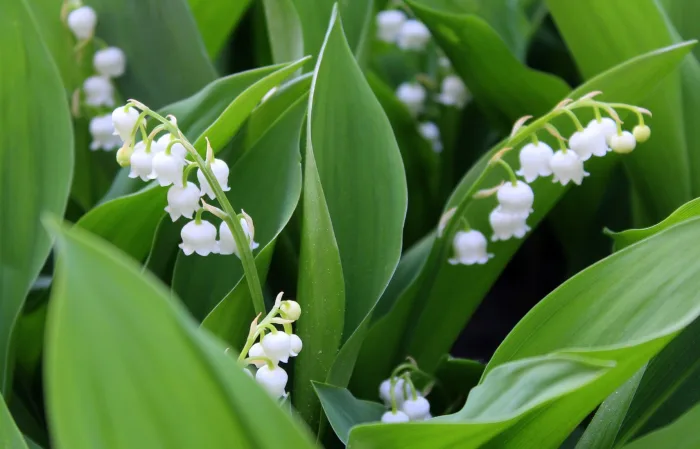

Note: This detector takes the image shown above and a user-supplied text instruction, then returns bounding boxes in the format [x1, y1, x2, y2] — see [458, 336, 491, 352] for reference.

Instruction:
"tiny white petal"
[89, 114, 121, 151]
[517, 142, 554, 182]
[247, 342, 267, 368]
[165, 182, 201, 221]
[396, 82, 426, 117]
[549, 150, 589, 186]
[489, 207, 530, 241]
[397, 20, 431, 51]
[94, 47, 127, 78]
[289, 334, 303, 357]
[381, 410, 410, 423]
[376, 10, 407, 43]
[437, 75, 469, 108]
[179, 220, 218, 256]
[401, 396, 431, 421]
[67, 6, 97, 40]
[610, 131, 637, 154]
[151, 152, 185, 187]
[83, 76, 114, 108]
[450, 230, 493, 266]
[197, 158, 231, 199]
[496, 180, 534, 217]
[111, 106, 140, 143]
[379, 378, 409, 407]
[128, 142, 155, 181]
[218, 218, 258, 258]
[588, 117, 618, 145]
[255, 364, 288, 398]
[261, 332, 291, 364]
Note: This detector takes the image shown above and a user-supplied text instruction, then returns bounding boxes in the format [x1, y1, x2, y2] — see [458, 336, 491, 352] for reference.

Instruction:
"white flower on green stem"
[154, 134, 187, 159]
[111, 106, 140, 143]
[197, 158, 231, 199]
[379, 378, 408, 407]
[569, 127, 608, 161]
[437, 75, 469, 108]
[255, 364, 288, 398]
[165, 182, 200, 221]
[376, 10, 407, 43]
[247, 342, 267, 368]
[261, 332, 291, 364]
[94, 47, 127, 78]
[497, 181, 534, 217]
[633, 125, 651, 143]
[280, 300, 301, 321]
[401, 396, 431, 421]
[83, 76, 114, 108]
[289, 334, 303, 357]
[587, 118, 618, 145]
[550, 150, 589, 186]
[179, 219, 218, 256]
[89, 115, 121, 151]
[396, 82, 426, 117]
[67, 6, 97, 40]
[128, 142, 155, 181]
[448, 230, 493, 266]
[610, 131, 636, 154]
[218, 215, 259, 258]
[397, 19, 431, 51]
[489, 207, 530, 241]
[151, 151, 185, 187]
[418, 122, 442, 153]
[381, 410, 410, 423]
[517, 141, 554, 182]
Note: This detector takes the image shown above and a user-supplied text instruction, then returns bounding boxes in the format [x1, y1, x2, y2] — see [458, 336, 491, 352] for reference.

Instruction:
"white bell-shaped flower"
[154, 134, 187, 159]
[89, 115, 121, 151]
[128, 142, 155, 181]
[219, 217, 259, 258]
[517, 141, 554, 182]
[151, 151, 185, 187]
[255, 364, 288, 398]
[280, 300, 301, 321]
[379, 378, 408, 406]
[67, 6, 97, 40]
[437, 75, 469, 108]
[490, 207, 530, 241]
[111, 106, 140, 143]
[381, 410, 410, 423]
[261, 332, 291, 364]
[94, 47, 127, 78]
[588, 118, 618, 145]
[401, 396, 431, 421]
[610, 131, 636, 154]
[550, 150, 589, 186]
[83, 76, 114, 108]
[633, 125, 651, 143]
[165, 182, 200, 221]
[197, 159, 231, 199]
[497, 181, 534, 217]
[179, 219, 218, 256]
[569, 127, 608, 161]
[289, 334, 303, 357]
[418, 122, 442, 153]
[396, 82, 426, 117]
[438, 56, 451, 69]
[448, 230, 493, 266]
[247, 342, 267, 368]
[397, 20, 431, 51]
[376, 10, 407, 43]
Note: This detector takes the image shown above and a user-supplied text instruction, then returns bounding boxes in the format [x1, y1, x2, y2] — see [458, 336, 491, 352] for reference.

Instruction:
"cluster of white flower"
[376, 10, 430, 51]
[111, 101, 259, 259]
[65, 3, 128, 151]
[442, 94, 652, 266]
[378, 369, 431, 423]
[237, 293, 303, 399]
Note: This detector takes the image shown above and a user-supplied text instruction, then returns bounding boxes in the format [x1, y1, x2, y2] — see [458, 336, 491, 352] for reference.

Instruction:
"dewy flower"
[587, 117, 618, 145]
[247, 342, 267, 368]
[396, 82, 426, 117]
[151, 151, 185, 187]
[448, 230, 493, 266]
[261, 332, 292, 364]
[401, 396, 431, 421]
[89, 114, 121, 151]
[379, 378, 408, 406]
[609, 131, 637, 154]
[83, 76, 114, 108]
[490, 207, 530, 241]
[289, 334, 303, 357]
[381, 410, 410, 423]
[550, 149, 589, 186]
[112, 106, 140, 143]
[376, 10, 407, 43]
[94, 47, 127, 78]
[418, 122, 442, 153]
[255, 364, 288, 399]
[179, 219, 218, 256]
[496, 180, 534, 217]
[517, 141, 554, 182]
[633, 125, 651, 143]
[165, 182, 201, 221]
[197, 159, 231, 199]
[66, 5, 97, 40]
[397, 19, 431, 51]
[569, 126, 608, 161]
[219, 216, 259, 258]
[128, 142, 155, 181]
[437, 75, 469, 108]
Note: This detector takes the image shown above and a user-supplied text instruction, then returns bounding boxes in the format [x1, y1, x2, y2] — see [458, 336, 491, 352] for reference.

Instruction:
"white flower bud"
[261, 332, 291, 364]
[94, 47, 126, 78]
[280, 300, 301, 321]
[289, 334, 303, 357]
[376, 10, 407, 43]
[490, 207, 530, 241]
[128, 142, 155, 181]
[151, 151, 185, 187]
[83, 76, 114, 108]
[165, 182, 200, 221]
[418, 122, 442, 153]
[379, 378, 408, 407]
[448, 230, 493, 266]
[396, 82, 426, 117]
[438, 56, 451, 69]
[497, 180, 534, 217]
[437, 75, 469, 108]
[609, 131, 636, 154]
[569, 127, 608, 161]
[632, 125, 651, 143]
[179, 219, 218, 256]
[89, 114, 121, 151]
[588, 118, 618, 145]
[550, 150, 589, 186]
[517, 141, 554, 182]
[116, 144, 133, 167]
[219, 218, 259, 258]
[197, 159, 231, 199]
[67, 6, 97, 40]
[154, 134, 187, 159]
[381, 410, 410, 423]
[401, 396, 431, 421]
[397, 20, 430, 51]
[111, 106, 140, 143]
[247, 342, 267, 368]
[255, 364, 288, 398]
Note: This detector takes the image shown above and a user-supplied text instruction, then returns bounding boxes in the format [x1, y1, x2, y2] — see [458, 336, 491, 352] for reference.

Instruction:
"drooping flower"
[261, 332, 292, 364]
[111, 106, 140, 143]
[66, 6, 97, 40]
[165, 182, 201, 221]
[396, 82, 426, 117]
[418, 121, 443, 153]
[401, 396, 431, 421]
[379, 378, 408, 407]
[179, 219, 218, 256]
[151, 151, 185, 187]
[496, 181, 534, 217]
[289, 334, 303, 357]
[609, 131, 637, 154]
[437, 75, 469, 108]
[550, 150, 589, 186]
[89, 114, 121, 151]
[448, 230, 493, 265]
[632, 125, 651, 143]
[517, 141, 554, 182]
[247, 342, 267, 368]
[94, 47, 127, 78]
[154, 134, 187, 159]
[376, 10, 407, 43]
[197, 159, 231, 199]
[587, 118, 617, 145]
[489, 207, 530, 241]
[255, 364, 288, 398]
[128, 142, 155, 181]
[569, 126, 608, 161]
[381, 410, 410, 423]
[396, 19, 430, 51]
[83, 76, 114, 108]
[219, 216, 259, 258]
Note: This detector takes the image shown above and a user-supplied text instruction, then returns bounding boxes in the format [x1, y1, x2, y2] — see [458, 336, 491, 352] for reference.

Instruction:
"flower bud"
[490, 207, 530, 241]
[379, 378, 409, 407]
[67, 6, 97, 40]
[83, 76, 114, 108]
[396, 82, 426, 117]
[94, 47, 127, 78]
[261, 332, 291, 364]
[165, 182, 201, 221]
[633, 125, 651, 143]
[418, 122, 442, 153]
[437, 75, 469, 108]
[116, 144, 133, 167]
[496, 181, 534, 218]
[89, 114, 121, 151]
[587, 118, 617, 145]
[401, 396, 431, 421]
[197, 159, 231, 199]
[179, 219, 218, 256]
[397, 20, 430, 51]
[448, 230, 493, 266]
[247, 342, 267, 368]
[569, 126, 608, 161]
[289, 334, 303, 357]
[218, 217, 259, 258]
[128, 142, 155, 181]
[111, 106, 140, 143]
[381, 410, 410, 423]
[376, 10, 406, 43]
[255, 364, 288, 398]
[610, 131, 637, 154]
[280, 300, 301, 321]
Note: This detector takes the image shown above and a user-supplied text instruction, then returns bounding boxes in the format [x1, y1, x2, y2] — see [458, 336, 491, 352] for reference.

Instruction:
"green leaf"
[89, 0, 216, 108]
[313, 382, 385, 445]
[431, 356, 486, 415]
[44, 219, 316, 448]
[1, 393, 28, 449]
[347, 355, 611, 449]
[188, 0, 252, 58]
[262, 0, 304, 64]
[0, 0, 74, 393]
[619, 402, 700, 449]
[662, 0, 700, 59]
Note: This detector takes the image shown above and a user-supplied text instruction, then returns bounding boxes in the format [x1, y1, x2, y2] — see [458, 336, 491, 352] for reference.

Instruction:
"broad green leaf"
[351, 42, 695, 398]
[479, 217, 700, 448]
[347, 355, 611, 448]
[262, 0, 304, 64]
[0, 0, 74, 393]
[313, 382, 384, 445]
[620, 402, 700, 449]
[662, 0, 700, 59]
[1, 393, 28, 449]
[188, 0, 252, 58]
[45, 219, 316, 449]
[89, 0, 216, 108]
[431, 356, 486, 415]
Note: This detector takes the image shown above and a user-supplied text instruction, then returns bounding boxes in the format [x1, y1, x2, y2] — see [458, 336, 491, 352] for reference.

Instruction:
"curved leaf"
[188, 0, 252, 58]
[262, 0, 304, 65]
[313, 382, 384, 445]
[619, 402, 700, 449]
[1, 393, 28, 449]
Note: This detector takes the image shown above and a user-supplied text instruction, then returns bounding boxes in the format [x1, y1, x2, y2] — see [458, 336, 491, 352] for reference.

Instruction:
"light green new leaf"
[0, 0, 74, 393]
[313, 382, 385, 444]
[45, 219, 316, 449]
[1, 393, 28, 449]
[620, 402, 700, 449]
[188, 0, 252, 58]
